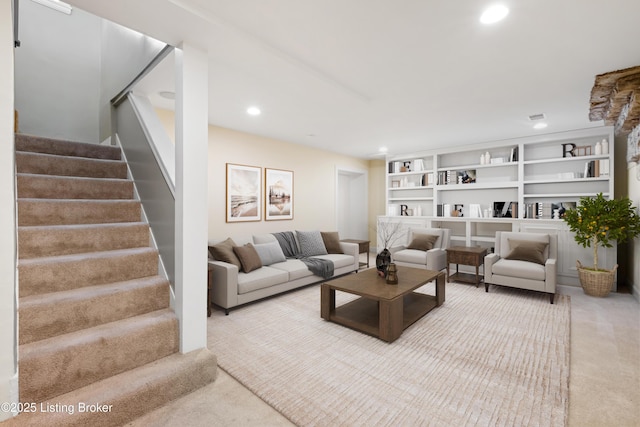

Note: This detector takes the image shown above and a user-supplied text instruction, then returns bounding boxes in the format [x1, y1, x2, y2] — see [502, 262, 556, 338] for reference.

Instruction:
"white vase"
[595, 142, 602, 155]
[485, 151, 491, 163]
[601, 139, 609, 154]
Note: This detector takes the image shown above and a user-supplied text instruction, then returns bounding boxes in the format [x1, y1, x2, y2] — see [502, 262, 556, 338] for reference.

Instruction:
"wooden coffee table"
[321, 267, 445, 343]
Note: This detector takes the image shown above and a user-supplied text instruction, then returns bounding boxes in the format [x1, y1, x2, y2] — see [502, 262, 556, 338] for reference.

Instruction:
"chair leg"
[549, 293, 554, 304]
[485, 282, 489, 293]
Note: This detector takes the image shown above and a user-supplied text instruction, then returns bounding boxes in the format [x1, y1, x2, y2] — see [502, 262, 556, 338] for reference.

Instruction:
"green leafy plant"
[563, 193, 640, 270]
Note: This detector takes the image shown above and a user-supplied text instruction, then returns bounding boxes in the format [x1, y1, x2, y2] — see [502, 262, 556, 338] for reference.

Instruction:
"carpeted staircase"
[6, 134, 217, 426]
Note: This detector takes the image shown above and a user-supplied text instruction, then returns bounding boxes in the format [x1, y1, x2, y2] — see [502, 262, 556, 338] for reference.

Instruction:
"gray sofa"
[208, 231, 359, 314]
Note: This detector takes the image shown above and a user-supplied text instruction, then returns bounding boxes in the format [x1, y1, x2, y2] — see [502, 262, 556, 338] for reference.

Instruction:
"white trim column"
[174, 42, 208, 352]
[0, 0, 18, 420]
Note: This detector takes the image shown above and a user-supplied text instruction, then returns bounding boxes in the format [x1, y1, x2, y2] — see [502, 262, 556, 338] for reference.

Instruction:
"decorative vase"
[376, 248, 392, 277]
[386, 263, 398, 284]
[576, 260, 618, 297]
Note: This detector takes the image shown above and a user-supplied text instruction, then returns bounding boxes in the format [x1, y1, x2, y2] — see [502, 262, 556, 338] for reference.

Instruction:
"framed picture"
[265, 168, 293, 220]
[226, 163, 261, 222]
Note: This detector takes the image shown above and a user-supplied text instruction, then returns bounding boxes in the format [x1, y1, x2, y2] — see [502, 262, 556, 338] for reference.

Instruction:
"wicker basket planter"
[576, 261, 618, 297]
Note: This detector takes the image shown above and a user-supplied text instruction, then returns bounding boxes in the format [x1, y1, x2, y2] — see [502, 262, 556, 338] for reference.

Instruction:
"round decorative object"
[576, 260, 618, 297]
[376, 248, 392, 277]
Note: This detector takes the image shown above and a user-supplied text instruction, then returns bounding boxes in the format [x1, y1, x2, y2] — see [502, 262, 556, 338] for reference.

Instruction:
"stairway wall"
[0, 0, 17, 420]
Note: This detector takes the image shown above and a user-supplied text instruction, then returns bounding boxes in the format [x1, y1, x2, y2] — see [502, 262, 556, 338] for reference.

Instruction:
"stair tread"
[20, 308, 176, 356]
[5, 349, 217, 427]
[18, 246, 157, 266]
[15, 134, 122, 160]
[16, 150, 126, 166]
[18, 221, 148, 232]
[20, 275, 168, 306]
[17, 172, 132, 183]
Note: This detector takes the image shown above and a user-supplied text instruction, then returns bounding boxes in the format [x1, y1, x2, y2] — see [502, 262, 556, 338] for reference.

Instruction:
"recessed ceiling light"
[379, 147, 388, 153]
[533, 122, 548, 130]
[158, 91, 175, 100]
[480, 4, 509, 24]
[247, 106, 261, 116]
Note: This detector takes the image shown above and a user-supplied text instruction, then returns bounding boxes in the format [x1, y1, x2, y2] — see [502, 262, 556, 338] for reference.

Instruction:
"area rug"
[207, 281, 570, 427]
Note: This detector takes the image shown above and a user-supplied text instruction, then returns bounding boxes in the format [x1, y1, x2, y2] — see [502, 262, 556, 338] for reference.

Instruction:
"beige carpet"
[208, 281, 570, 427]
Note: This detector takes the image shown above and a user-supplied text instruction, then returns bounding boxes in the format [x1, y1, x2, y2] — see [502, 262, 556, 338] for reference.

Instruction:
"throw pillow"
[505, 239, 548, 265]
[321, 231, 342, 254]
[233, 243, 263, 273]
[407, 234, 439, 251]
[209, 238, 242, 269]
[254, 241, 286, 266]
[296, 230, 328, 257]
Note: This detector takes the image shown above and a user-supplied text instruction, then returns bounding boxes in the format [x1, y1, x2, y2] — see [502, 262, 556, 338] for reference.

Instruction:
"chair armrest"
[484, 253, 499, 280]
[208, 260, 239, 309]
[426, 248, 447, 271]
[544, 258, 557, 293]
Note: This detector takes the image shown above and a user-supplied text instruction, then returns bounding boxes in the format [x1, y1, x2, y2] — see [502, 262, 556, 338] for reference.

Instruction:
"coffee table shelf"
[321, 267, 444, 342]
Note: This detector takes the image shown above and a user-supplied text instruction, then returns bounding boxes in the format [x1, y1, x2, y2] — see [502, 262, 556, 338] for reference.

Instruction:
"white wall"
[99, 21, 165, 141]
[0, 0, 17, 421]
[207, 126, 371, 243]
[14, 0, 101, 142]
[14, 1, 165, 143]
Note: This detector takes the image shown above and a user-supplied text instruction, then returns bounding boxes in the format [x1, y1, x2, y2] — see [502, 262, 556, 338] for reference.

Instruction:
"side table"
[446, 246, 488, 287]
[340, 239, 370, 268]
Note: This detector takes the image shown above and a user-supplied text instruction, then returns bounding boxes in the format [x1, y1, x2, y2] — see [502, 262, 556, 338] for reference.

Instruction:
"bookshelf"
[382, 126, 616, 287]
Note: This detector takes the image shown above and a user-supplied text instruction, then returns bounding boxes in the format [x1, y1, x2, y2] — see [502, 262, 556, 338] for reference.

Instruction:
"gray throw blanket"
[272, 232, 334, 279]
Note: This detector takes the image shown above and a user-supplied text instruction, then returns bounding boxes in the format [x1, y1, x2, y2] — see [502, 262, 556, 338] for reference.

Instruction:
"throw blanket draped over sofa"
[208, 231, 359, 314]
[273, 231, 334, 279]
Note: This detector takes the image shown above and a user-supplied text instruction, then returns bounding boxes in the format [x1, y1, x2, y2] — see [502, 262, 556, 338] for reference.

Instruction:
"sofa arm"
[426, 248, 447, 271]
[484, 253, 499, 282]
[544, 258, 557, 293]
[339, 241, 360, 271]
[208, 260, 239, 310]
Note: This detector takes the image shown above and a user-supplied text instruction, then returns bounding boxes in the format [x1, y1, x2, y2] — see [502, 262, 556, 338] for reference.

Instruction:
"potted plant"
[563, 193, 640, 296]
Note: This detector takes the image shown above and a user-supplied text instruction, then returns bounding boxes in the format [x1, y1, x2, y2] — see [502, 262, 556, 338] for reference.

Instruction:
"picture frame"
[265, 168, 294, 220]
[226, 163, 261, 222]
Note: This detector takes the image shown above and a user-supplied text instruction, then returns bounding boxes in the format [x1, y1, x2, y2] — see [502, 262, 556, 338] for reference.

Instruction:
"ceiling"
[67, 0, 640, 159]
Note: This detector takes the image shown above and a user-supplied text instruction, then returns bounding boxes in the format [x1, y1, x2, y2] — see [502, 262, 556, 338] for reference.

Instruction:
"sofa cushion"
[254, 241, 287, 266]
[233, 243, 262, 273]
[321, 231, 343, 254]
[492, 259, 546, 281]
[393, 249, 427, 265]
[237, 267, 290, 294]
[296, 230, 328, 256]
[269, 259, 314, 280]
[253, 233, 278, 244]
[209, 238, 242, 269]
[313, 253, 354, 269]
[407, 234, 438, 251]
[505, 240, 548, 265]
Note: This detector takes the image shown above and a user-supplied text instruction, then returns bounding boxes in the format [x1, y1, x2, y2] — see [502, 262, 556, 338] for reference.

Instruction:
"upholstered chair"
[392, 228, 450, 272]
[484, 231, 558, 303]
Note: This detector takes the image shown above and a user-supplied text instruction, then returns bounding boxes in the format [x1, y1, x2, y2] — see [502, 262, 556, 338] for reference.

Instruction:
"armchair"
[392, 228, 450, 272]
[484, 231, 557, 304]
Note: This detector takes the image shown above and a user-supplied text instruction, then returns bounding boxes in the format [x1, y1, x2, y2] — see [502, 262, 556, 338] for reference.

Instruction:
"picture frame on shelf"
[265, 168, 294, 221]
[391, 180, 401, 188]
[226, 163, 261, 222]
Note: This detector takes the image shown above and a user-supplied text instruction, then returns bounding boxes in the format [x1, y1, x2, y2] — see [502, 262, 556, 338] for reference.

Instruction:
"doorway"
[336, 167, 368, 240]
